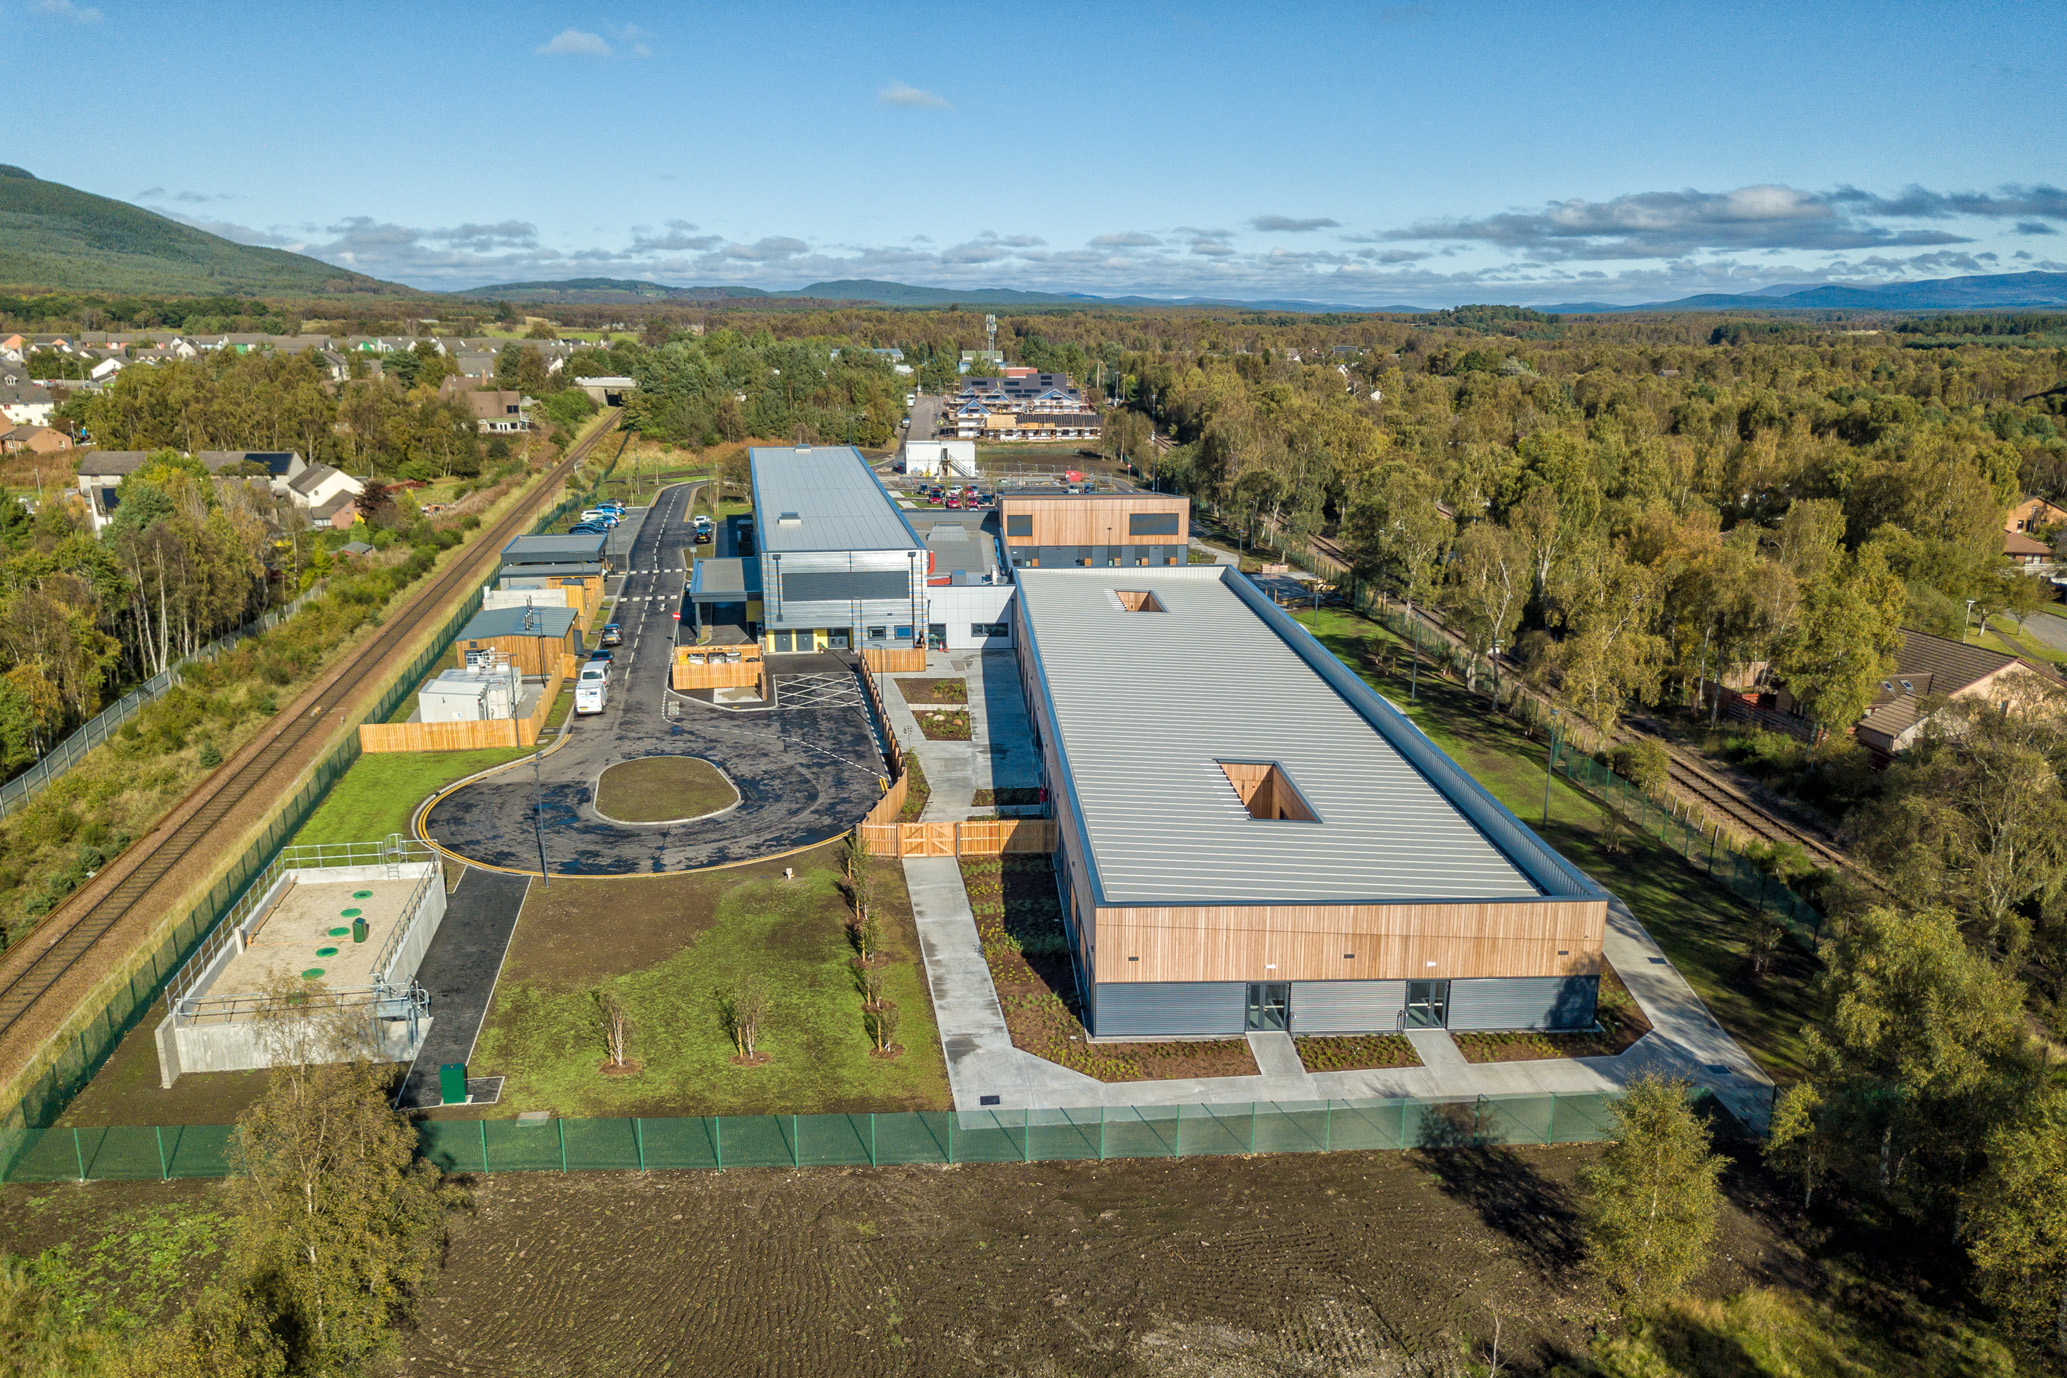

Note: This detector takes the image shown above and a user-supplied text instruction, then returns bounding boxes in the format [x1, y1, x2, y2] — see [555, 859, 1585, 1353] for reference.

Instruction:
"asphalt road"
[422, 483, 890, 875]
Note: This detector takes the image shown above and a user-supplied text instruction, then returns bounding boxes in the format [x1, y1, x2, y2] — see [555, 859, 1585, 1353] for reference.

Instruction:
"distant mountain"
[459, 275, 1420, 313]
[1538, 271, 2067, 314]
[0, 166, 398, 296]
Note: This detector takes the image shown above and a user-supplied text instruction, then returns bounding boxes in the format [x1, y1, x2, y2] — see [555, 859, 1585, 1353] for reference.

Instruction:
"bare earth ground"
[898, 676, 968, 705]
[392, 1146, 1789, 1378]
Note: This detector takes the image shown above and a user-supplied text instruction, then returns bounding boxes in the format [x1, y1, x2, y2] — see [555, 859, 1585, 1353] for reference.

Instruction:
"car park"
[599, 624, 622, 647]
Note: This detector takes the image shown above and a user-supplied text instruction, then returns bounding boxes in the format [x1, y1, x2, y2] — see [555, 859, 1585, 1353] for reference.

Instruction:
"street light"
[1542, 708, 1563, 825]
[1964, 598, 1978, 642]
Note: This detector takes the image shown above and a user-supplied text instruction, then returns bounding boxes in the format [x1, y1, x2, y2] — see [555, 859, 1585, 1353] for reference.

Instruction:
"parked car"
[589, 648, 614, 663]
[568, 523, 605, 535]
[694, 526, 713, 544]
[575, 663, 608, 715]
[599, 623, 622, 647]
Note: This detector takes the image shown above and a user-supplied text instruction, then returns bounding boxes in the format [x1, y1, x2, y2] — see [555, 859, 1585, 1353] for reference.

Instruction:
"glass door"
[1405, 980, 1449, 1028]
[1245, 982, 1290, 1032]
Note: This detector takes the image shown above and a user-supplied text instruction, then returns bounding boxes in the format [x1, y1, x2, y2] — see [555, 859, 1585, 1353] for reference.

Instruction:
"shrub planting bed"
[913, 707, 972, 741]
[897, 677, 967, 705]
[1294, 1034, 1423, 1073]
[1453, 963, 1653, 1064]
[970, 787, 1043, 808]
[959, 855, 1257, 1081]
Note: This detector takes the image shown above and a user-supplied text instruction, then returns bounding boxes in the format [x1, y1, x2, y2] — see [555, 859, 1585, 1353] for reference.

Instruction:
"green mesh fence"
[5, 1090, 1654, 1183]
[0, 459, 620, 1177]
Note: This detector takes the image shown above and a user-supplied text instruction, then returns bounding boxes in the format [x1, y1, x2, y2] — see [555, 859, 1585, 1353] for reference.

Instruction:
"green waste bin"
[352, 917, 369, 944]
[439, 1063, 467, 1106]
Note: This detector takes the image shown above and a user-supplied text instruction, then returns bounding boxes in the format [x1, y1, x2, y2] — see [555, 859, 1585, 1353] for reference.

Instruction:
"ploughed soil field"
[391, 1143, 1791, 1377]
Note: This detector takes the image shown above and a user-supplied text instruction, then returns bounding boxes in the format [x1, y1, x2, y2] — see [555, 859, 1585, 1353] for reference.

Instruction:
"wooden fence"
[862, 646, 928, 673]
[858, 818, 1056, 858]
[359, 653, 577, 754]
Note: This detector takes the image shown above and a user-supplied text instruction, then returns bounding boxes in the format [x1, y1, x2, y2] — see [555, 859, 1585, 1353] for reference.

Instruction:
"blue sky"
[7, 0, 2063, 304]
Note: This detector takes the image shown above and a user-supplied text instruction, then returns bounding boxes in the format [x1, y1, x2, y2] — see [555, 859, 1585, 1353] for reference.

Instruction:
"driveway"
[420, 482, 890, 875]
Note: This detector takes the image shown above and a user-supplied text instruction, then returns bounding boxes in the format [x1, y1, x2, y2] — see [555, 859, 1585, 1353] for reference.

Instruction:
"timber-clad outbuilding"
[1001, 492, 1190, 570]
[1012, 565, 1609, 1039]
[750, 445, 931, 655]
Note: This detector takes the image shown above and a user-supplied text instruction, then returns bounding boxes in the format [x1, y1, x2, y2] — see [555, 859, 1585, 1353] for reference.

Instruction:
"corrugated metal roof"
[502, 533, 606, 564]
[689, 557, 761, 599]
[749, 446, 923, 554]
[458, 605, 579, 639]
[497, 562, 601, 579]
[1016, 567, 1581, 907]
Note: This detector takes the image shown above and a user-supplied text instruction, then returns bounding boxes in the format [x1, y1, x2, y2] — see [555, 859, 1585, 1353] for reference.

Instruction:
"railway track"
[1645, 740, 1860, 875]
[0, 412, 622, 1044]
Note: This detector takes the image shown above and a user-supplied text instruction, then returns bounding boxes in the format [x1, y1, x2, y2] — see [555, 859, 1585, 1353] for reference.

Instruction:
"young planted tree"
[1583, 1075, 1723, 1306]
[856, 963, 886, 1010]
[721, 978, 771, 1060]
[866, 1001, 901, 1056]
[594, 987, 633, 1069]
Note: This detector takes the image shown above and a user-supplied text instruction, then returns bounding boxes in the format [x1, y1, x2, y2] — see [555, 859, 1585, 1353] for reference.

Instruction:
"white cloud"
[1089, 232, 1161, 247]
[879, 81, 949, 109]
[1251, 215, 1340, 233]
[34, 0, 103, 23]
[537, 28, 612, 57]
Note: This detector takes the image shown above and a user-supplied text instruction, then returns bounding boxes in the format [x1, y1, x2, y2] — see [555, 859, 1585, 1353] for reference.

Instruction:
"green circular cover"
[328, 927, 350, 937]
[316, 946, 339, 957]
[353, 890, 373, 898]
[300, 968, 325, 980]
[341, 908, 362, 918]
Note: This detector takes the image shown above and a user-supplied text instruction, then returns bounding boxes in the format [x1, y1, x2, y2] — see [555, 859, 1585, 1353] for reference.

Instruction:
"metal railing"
[5, 1087, 1721, 1183]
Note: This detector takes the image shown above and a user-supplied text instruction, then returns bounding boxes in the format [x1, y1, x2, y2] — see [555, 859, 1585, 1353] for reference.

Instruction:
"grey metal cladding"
[1091, 982, 1246, 1038]
[1013, 567, 1546, 906]
[749, 446, 926, 554]
[1445, 976, 1598, 1031]
[1289, 980, 1407, 1033]
[781, 571, 910, 603]
[1129, 512, 1180, 536]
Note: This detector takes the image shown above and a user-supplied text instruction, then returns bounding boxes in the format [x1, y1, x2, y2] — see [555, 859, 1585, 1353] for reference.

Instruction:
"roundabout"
[592, 755, 740, 824]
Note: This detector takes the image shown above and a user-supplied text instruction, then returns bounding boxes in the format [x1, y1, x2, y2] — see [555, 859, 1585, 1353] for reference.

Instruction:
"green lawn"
[456, 846, 950, 1118]
[1292, 607, 1819, 1081]
[1978, 611, 2067, 669]
[291, 747, 533, 847]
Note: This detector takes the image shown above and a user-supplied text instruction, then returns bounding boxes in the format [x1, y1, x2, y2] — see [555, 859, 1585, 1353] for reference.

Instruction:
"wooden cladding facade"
[1092, 898, 1607, 985]
[454, 626, 583, 677]
[1000, 494, 1190, 550]
[672, 643, 764, 691]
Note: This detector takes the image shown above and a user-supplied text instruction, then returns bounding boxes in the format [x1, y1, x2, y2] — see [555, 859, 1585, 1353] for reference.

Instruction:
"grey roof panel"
[502, 533, 607, 564]
[1015, 567, 1594, 907]
[749, 446, 924, 554]
[458, 605, 579, 639]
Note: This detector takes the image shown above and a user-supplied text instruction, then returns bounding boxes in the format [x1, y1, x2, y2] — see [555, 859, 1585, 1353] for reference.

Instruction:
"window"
[1217, 760, 1318, 822]
[1129, 512, 1180, 536]
[971, 622, 1008, 637]
[1005, 514, 1032, 537]
[894, 625, 914, 640]
[866, 626, 887, 641]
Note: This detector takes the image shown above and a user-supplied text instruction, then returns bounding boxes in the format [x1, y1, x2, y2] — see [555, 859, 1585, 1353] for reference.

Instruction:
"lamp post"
[532, 752, 550, 885]
[1543, 708, 1563, 825]
[1491, 638, 1502, 702]
[1964, 598, 1978, 642]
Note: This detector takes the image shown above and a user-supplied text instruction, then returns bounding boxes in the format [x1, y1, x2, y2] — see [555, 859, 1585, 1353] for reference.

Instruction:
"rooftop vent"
[1107, 589, 1166, 613]
[777, 511, 802, 526]
[1217, 760, 1318, 823]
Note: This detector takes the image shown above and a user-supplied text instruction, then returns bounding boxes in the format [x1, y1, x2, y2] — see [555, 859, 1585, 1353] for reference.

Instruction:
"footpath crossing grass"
[1291, 607, 1818, 1081]
[291, 747, 532, 847]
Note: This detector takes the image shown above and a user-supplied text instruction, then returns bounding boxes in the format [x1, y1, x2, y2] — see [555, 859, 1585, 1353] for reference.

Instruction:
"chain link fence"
[0, 455, 621, 1177]
[7, 1088, 1713, 1182]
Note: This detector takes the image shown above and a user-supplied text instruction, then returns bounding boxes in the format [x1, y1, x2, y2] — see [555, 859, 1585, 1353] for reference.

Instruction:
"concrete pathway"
[884, 649, 1039, 823]
[912, 851, 1775, 1127]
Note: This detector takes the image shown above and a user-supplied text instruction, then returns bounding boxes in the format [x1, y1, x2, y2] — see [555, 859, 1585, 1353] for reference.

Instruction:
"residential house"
[88, 356, 124, 383]
[1852, 629, 2054, 757]
[2006, 495, 2067, 535]
[443, 383, 529, 433]
[1, 425, 73, 456]
[286, 462, 364, 512]
[309, 493, 358, 530]
[0, 381, 54, 428]
[2006, 530, 2053, 571]
[0, 335, 23, 362]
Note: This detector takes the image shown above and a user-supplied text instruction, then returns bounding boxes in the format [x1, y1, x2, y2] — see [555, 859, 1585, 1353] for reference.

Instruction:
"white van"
[574, 663, 609, 715]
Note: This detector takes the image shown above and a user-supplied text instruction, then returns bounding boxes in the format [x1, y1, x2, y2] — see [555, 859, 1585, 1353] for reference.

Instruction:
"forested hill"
[0, 167, 397, 296]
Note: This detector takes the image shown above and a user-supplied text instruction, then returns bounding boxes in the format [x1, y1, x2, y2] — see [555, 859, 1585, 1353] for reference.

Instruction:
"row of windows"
[1004, 513, 1181, 538]
[1009, 551, 1185, 568]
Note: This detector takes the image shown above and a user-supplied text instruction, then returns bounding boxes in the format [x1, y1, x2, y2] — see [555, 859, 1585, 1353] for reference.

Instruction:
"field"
[593, 755, 738, 822]
[0, 1137, 1819, 1378]
[289, 745, 533, 847]
[453, 843, 950, 1118]
[1291, 607, 1821, 1081]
